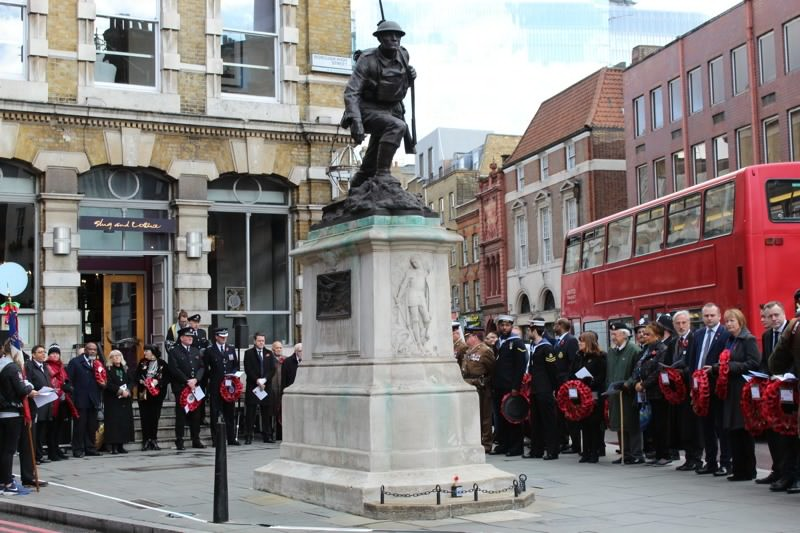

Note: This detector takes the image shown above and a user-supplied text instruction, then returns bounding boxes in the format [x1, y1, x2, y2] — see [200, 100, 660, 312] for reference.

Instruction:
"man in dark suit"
[553, 317, 580, 454]
[205, 328, 241, 445]
[243, 332, 277, 444]
[168, 328, 206, 450]
[282, 343, 302, 390]
[66, 342, 103, 458]
[757, 301, 797, 491]
[692, 303, 731, 476]
[25, 345, 52, 465]
[671, 311, 702, 471]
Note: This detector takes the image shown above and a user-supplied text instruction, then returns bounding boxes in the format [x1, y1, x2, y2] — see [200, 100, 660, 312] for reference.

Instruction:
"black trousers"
[579, 401, 604, 459]
[47, 411, 68, 458]
[492, 389, 523, 452]
[676, 400, 703, 462]
[245, 400, 272, 439]
[138, 396, 165, 442]
[0, 417, 22, 485]
[650, 399, 671, 460]
[72, 407, 98, 454]
[700, 397, 730, 467]
[729, 428, 756, 477]
[209, 395, 236, 443]
[174, 401, 202, 443]
[530, 393, 559, 456]
[34, 419, 47, 459]
[17, 421, 35, 484]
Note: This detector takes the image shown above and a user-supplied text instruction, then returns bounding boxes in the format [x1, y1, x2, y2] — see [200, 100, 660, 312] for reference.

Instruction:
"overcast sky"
[351, 0, 743, 143]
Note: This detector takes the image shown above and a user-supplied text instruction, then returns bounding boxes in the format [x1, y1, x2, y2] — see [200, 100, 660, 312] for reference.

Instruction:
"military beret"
[609, 322, 631, 336]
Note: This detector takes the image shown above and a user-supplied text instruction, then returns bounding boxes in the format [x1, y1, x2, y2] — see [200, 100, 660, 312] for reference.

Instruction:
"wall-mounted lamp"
[53, 226, 71, 255]
[186, 231, 202, 259]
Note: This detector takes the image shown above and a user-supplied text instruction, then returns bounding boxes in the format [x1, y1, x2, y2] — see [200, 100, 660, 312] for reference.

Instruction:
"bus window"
[766, 179, 800, 221]
[703, 181, 735, 238]
[563, 235, 581, 274]
[634, 206, 665, 256]
[582, 320, 608, 352]
[606, 216, 632, 263]
[581, 226, 605, 269]
[667, 193, 701, 248]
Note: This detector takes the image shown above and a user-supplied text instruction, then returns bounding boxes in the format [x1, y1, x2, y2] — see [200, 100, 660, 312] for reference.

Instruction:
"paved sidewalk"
[0, 439, 796, 533]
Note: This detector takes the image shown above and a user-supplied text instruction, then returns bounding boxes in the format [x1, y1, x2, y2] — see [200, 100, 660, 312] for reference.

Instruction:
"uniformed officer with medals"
[526, 317, 560, 460]
[205, 328, 241, 446]
[168, 327, 206, 450]
[460, 325, 495, 453]
[489, 315, 528, 456]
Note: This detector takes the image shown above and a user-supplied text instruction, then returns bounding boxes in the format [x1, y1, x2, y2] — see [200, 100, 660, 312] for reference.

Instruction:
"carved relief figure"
[393, 255, 433, 355]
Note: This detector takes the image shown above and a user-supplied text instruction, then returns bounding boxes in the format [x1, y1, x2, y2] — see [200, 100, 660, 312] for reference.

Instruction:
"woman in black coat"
[136, 345, 169, 451]
[633, 322, 671, 465]
[716, 308, 761, 481]
[571, 331, 607, 464]
[103, 350, 134, 454]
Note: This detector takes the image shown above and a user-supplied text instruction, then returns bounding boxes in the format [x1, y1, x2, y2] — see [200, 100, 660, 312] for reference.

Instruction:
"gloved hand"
[408, 66, 417, 81]
[350, 120, 365, 145]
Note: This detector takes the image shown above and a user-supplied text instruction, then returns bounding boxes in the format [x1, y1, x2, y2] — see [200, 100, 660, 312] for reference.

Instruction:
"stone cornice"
[0, 102, 351, 144]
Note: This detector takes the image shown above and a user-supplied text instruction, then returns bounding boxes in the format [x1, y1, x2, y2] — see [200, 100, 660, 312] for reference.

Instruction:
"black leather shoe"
[713, 466, 731, 477]
[152, 441, 161, 451]
[786, 480, 800, 494]
[49, 455, 63, 462]
[73, 451, 85, 458]
[770, 478, 793, 491]
[488, 447, 508, 455]
[543, 453, 559, 461]
[37, 457, 51, 464]
[192, 441, 206, 449]
[264, 438, 275, 443]
[175, 441, 185, 450]
[676, 461, 700, 471]
[57, 452, 69, 460]
[626, 457, 646, 465]
[244, 438, 252, 445]
[228, 440, 241, 446]
[561, 448, 580, 455]
[85, 450, 102, 457]
[757, 472, 781, 485]
[505, 448, 523, 457]
[612, 458, 623, 464]
[23, 480, 48, 488]
[728, 474, 755, 481]
[696, 464, 718, 475]
[523, 452, 543, 459]
[117, 446, 128, 454]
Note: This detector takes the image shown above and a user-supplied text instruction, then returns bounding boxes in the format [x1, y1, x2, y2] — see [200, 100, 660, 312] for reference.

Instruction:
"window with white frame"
[650, 87, 663, 130]
[540, 154, 549, 180]
[0, 0, 25, 80]
[688, 67, 703, 114]
[692, 143, 707, 183]
[539, 205, 553, 264]
[759, 31, 776, 84]
[450, 245, 456, 266]
[438, 197, 444, 224]
[786, 17, 800, 74]
[221, 0, 278, 97]
[515, 212, 528, 268]
[633, 95, 645, 137]
[471, 234, 480, 263]
[449, 191, 456, 220]
[636, 164, 649, 203]
[736, 125, 753, 168]
[654, 158, 667, 198]
[731, 44, 749, 95]
[461, 240, 468, 266]
[673, 150, 686, 191]
[566, 142, 576, 170]
[463, 282, 470, 312]
[764, 116, 780, 163]
[451, 285, 459, 311]
[516, 165, 525, 191]
[714, 135, 729, 176]
[474, 280, 480, 310]
[668, 77, 682, 122]
[95, 0, 159, 86]
[708, 56, 724, 105]
[564, 195, 578, 232]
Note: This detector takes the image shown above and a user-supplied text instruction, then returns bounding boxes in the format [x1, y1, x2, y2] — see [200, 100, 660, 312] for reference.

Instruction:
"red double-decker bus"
[561, 163, 800, 349]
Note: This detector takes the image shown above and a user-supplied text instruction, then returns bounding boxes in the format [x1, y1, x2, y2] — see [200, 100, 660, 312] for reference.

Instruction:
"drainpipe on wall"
[679, 37, 691, 187]
[745, 0, 762, 164]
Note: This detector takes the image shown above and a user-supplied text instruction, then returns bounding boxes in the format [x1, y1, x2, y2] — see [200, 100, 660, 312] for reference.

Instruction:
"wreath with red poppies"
[658, 367, 686, 405]
[740, 378, 769, 436]
[179, 386, 201, 413]
[763, 380, 799, 437]
[691, 369, 710, 417]
[93, 359, 107, 386]
[714, 348, 731, 399]
[521, 372, 532, 402]
[556, 380, 595, 422]
[144, 377, 160, 397]
[219, 375, 244, 403]
[603, 397, 609, 427]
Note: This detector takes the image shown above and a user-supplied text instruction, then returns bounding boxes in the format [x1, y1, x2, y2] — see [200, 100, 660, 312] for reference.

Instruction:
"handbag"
[639, 401, 652, 431]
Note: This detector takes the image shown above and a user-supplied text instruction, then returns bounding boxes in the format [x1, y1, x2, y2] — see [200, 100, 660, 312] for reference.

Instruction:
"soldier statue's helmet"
[373, 20, 405, 37]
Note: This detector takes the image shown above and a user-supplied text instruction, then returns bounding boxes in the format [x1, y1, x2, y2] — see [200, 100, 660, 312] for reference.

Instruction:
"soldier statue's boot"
[349, 169, 372, 189]
[374, 142, 399, 176]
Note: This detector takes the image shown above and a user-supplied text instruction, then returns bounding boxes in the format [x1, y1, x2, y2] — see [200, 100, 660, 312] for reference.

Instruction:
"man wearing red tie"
[243, 333, 277, 444]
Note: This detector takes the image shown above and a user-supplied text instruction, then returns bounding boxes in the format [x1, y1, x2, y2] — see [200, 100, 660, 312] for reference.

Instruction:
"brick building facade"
[0, 0, 352, 359]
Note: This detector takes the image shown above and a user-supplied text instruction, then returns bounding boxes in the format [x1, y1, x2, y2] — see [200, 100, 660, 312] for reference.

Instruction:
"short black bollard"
[513, 479, 520, 497]
[472, 483, 479, 502]
[380, 485, 385, 504]
[435, 484, 441, 505]
[518, 474, 527, 492]
[213, 420, 229, 523]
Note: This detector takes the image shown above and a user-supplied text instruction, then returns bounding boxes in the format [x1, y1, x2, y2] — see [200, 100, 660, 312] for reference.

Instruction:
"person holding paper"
[168, 327, 206, 450]
[570, 332, 606, 464]
[244, 333, 277, 444]
[0, 341, 37, 495]
[205, 327, 241, 446]
[103, 350, 134, 454]
[715, 309, 760, 481]
[633, 322, 671, 466]
[25, 345, 53, 464]
[136, 345, 169, 451]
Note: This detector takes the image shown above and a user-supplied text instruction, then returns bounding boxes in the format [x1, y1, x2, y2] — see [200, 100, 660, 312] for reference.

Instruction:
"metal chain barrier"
[379, 475, 528, 504]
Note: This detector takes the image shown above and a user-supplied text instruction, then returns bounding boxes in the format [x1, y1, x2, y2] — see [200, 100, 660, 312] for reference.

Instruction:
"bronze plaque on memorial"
[316, 270, 351, 320]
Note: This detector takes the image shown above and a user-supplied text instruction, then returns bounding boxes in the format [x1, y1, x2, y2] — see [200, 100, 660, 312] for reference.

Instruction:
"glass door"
[102, 274, 145, 369]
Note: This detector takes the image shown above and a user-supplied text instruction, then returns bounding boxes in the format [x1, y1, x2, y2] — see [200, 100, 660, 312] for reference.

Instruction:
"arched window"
[542, 289, 556, 311]
[519, 293, 531, 314]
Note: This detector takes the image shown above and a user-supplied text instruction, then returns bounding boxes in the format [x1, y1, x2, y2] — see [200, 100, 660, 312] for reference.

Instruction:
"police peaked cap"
[188, 314, 201, 322]
[213, 327, 229, 337]
[178, 327, 195, 337]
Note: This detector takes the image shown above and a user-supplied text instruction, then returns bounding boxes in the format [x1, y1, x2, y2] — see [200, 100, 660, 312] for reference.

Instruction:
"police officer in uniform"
[489, 315, 527, 456]
[460, 325, 495, 453]
[341, 20, 416, 188]
[526, 317, 560, 460]
[205, 328, 241, 446]
[168, 327, 206, 450]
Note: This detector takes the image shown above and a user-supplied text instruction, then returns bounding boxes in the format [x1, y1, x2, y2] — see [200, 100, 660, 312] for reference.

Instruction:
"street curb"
[0, 498, 208, 533]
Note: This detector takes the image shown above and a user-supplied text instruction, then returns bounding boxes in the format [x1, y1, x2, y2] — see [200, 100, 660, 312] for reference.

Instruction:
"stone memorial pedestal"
[254, 215, 529, 518]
